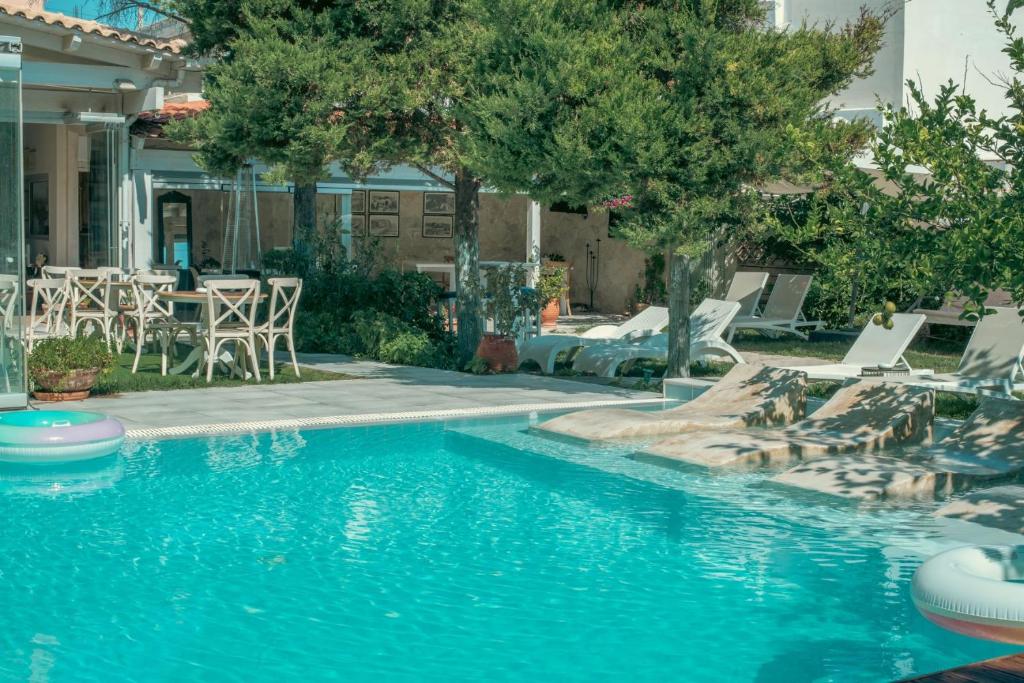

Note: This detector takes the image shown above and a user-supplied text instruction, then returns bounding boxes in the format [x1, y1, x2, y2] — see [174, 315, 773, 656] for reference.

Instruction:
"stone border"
[124, 397, 667, 440]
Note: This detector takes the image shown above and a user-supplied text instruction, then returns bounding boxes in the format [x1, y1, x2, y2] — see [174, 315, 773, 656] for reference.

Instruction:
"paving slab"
[74, 354, 656, 435]
[935, 486, 1024, 534]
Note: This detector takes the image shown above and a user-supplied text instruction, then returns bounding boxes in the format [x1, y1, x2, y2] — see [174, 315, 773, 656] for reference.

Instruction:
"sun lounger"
[570, 299, 742, 378]
[517, 305, 669, 374]
[633, 380, 934, 470]
[912, 289, 1014, 327]
[774, 397, 1024, 501]
[785, 313, 929, 380]
[891, 306, 1024, 396]
[724, 271, 769, 317]
[535, 364, 806, 441]
[726, 274, 822, 342]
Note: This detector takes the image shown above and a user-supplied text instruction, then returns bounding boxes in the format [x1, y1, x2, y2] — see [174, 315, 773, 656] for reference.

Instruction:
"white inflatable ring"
[912, 545, 1024, 644]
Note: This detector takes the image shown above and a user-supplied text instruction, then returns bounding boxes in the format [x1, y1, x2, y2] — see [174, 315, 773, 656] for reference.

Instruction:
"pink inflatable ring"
[0, 410, 125, 464]
[912, 545, 1024, 645]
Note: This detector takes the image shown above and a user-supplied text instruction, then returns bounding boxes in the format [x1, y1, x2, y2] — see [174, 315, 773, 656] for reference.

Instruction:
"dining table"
[157, 289, 267, 379]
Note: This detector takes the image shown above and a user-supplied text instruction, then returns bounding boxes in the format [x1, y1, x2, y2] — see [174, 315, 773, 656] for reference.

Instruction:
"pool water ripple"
[0, 416, 1014, 681]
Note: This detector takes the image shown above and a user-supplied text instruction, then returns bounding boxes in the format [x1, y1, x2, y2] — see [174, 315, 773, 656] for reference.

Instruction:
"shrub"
[264, 235, 449, 361]
[28, 336, 114, 384]
[347, 311, 457, 369]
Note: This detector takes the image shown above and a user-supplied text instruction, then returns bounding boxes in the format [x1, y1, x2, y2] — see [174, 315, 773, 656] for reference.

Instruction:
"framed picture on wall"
[368, 190, 400, 214]
[368, 214, 400, 237]
[422, 215, 454, 238]
[423, 192, 455, 215]
[350, 190, 366, 215]
[350, 214, 367, 237]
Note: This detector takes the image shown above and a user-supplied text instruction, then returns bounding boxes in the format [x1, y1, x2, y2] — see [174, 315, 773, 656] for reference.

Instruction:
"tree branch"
[413, 164, 456, 190]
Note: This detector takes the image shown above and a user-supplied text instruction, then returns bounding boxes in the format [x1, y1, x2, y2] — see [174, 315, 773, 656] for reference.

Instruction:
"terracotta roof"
[131, 99, 208, 138]
[0, 1, 186, 54]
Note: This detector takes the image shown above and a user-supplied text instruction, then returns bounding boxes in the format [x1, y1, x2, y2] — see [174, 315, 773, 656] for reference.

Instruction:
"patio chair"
[25, 278, 69, 352]
[724, 271, 769, 317]
[635, 380, 934, 470]
[775, 396, 1024, 501]
[255, 277, 303, 380]
[536, 364, 806, 441]
[41, 265, 78, 279]
[0, 277, 19, 392]
[127, 274, 181, 375]
[726, 274, 822, 342]
[570, 299, 743, 378]
[516, 305, 669, 374]
[784, 313, 929, 380]
[202, 279, 262, 383]
[67, 269, 124, 351]
[198, 273, 249, 287]
[890, 306, 1024, 396]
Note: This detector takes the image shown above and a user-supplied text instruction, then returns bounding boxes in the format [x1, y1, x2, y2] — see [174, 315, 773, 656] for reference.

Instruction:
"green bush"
[264, 233, 449, 363]
[28, 336, 114, 383]
[346, 311, 457, 369]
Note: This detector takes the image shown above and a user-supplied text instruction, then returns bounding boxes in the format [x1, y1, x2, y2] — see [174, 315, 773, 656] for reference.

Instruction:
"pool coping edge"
[123, 397, 667, 440]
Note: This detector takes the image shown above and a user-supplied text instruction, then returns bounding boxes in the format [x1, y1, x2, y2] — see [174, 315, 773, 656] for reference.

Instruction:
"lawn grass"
[92, 344, 354, 396]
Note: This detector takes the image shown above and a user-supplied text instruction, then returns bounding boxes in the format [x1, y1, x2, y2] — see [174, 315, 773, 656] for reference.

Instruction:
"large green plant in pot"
[28, 337, 114, 401]
[537, 264, 569, 328]
[477, 264, 540, 372]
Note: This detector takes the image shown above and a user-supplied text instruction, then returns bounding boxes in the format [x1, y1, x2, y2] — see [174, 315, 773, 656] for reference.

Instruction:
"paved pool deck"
[75, 353, 660, 438]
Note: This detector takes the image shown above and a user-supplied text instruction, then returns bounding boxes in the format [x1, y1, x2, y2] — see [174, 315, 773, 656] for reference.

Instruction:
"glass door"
[0, 37, 26, 407]
[79, 125, 119, 268]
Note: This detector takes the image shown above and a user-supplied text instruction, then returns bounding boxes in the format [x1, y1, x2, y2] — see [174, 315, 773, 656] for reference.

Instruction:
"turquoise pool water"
[0, 416, 1013, 681]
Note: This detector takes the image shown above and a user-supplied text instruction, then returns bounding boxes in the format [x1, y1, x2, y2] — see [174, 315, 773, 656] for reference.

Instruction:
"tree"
[166, 4, 352, 262]
[769, 1, 1024, 323]
[170, 0, 526, 363]
[468, 0, 884, 377]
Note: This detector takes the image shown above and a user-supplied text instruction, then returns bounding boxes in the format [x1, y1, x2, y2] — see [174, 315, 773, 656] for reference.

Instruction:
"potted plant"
[478, 264, 540, 372]
[28, 336, 114, 401]
[537, 264, 568, 328]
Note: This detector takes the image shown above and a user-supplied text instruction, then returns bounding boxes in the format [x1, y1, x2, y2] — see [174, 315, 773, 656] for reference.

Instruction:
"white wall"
[782, 0, 1013, 119]
[902, 0, 1013, 117]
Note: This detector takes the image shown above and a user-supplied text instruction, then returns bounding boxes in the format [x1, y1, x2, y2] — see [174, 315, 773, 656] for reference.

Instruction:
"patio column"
[526, 199, 541, 286]
[340, 190, 353, 260]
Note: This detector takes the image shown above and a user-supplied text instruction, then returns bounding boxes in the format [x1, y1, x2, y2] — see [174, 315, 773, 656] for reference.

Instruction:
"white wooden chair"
[67, 269, 123, 351]
[202, 279, 262, 383]
[255, 277, 303, 380]
[25, 278, 69, 352]
[128, 274, 180, 375]
[0, 277, 19, 392]
[41, 265, 78, 279]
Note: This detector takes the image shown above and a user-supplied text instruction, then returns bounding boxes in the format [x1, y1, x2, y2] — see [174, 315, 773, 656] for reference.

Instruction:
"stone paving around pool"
[73, 353, 658, 435]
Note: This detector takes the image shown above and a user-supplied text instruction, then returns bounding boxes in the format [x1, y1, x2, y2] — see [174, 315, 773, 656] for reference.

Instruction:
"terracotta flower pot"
[476, 334, 518, 373]
[32, 367, 101, 402]
[540, 299, 560, 328]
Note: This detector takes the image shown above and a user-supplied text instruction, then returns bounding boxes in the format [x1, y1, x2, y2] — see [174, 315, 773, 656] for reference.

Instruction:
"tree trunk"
[666, 246, 691, 378]
[293, 182, 317, 261]
[454, 168, 483, 364]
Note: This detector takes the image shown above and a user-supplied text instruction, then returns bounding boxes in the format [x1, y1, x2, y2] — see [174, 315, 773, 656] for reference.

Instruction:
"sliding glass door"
[0, 38, 26, 407]
[79, 125, 120, 268]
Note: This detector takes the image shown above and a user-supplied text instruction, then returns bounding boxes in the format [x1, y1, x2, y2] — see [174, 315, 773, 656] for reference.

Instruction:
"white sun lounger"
[516, 305, 669, 374]
[570, 299, 743, 378]
[890, 306, 1024, 396]
[724, 271, 769, 317]
[785, 313, 930, 381]
[726, 274, 822, 342]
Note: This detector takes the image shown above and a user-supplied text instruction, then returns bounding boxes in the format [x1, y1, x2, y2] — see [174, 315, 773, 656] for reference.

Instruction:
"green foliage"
[463, 355, 491, 375]
[347, 311, 457, 369]
[536, 264, 568, 303]
[772, 2, 1024, 319]
[28, 336, 114, 382]
[482, 264, 541, 338]
[638, 255, 667, 305]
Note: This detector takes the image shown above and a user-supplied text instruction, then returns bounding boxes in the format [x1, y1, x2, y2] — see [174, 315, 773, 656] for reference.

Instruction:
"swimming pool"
[0, 415, 1013, 681]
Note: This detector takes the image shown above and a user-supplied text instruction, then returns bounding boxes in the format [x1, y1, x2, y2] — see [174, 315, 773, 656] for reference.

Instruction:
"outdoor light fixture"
[113, 78, 138, 92]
